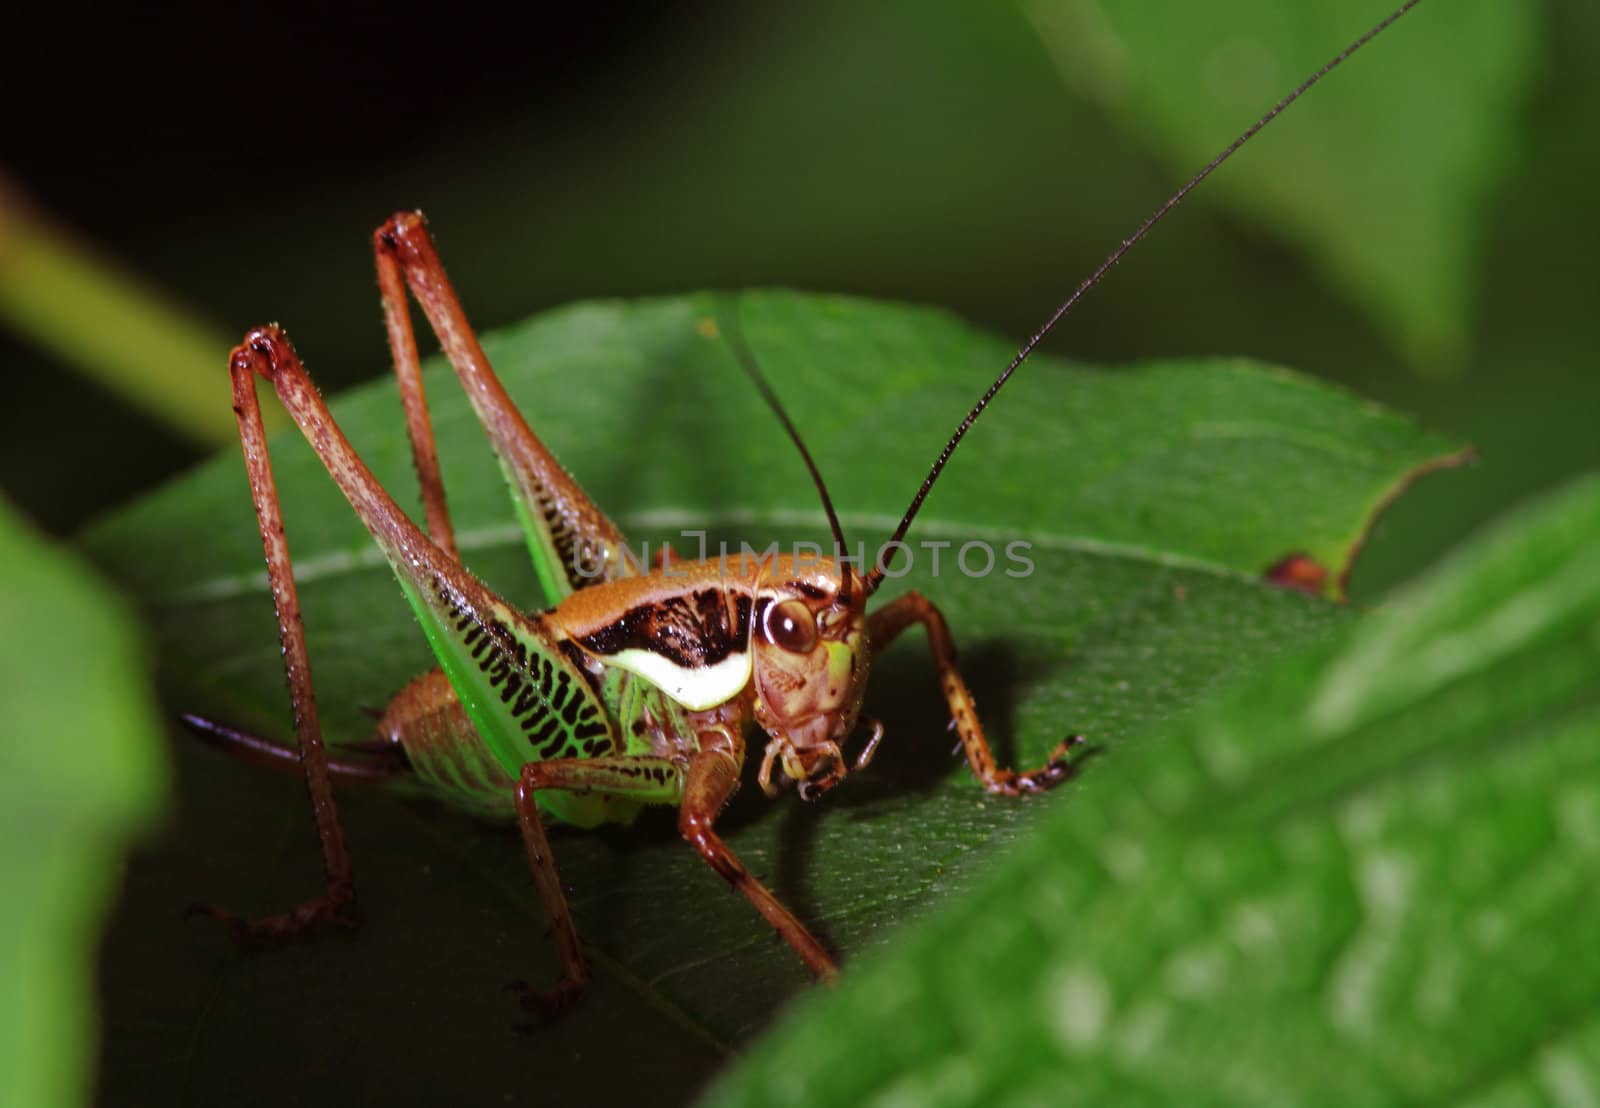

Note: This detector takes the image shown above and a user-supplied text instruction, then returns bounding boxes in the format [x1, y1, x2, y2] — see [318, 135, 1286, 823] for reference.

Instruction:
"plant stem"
[0, 180, 263, 446]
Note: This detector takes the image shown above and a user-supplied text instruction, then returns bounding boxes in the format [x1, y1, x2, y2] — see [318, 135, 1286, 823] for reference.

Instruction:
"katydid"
[186, 0, 1423, 1012]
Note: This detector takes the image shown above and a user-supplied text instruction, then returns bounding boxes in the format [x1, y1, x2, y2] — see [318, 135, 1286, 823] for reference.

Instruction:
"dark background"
[7, 1, 1594, 603]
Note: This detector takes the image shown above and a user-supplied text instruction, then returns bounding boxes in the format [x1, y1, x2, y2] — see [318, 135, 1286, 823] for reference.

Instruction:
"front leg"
[512, 744, 839, 1016]
[868, 590, 1082, 796]
[679, 743, 839, 982]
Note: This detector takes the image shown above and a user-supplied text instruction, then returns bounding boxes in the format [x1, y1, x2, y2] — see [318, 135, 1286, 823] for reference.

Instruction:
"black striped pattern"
[537, 489, 586, 592]
[432, 575, 615, 761]
[578, 587, 752, 671]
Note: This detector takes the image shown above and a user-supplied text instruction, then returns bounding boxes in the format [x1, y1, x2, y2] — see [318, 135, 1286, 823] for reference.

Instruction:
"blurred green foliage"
[1034, 0, 1535, 371]
[0, 499, 167, 1108]
[708, 473, 1600, 1107]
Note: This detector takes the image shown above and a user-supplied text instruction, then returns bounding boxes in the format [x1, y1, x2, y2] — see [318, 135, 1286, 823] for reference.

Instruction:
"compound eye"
[762, 598, 818, 654]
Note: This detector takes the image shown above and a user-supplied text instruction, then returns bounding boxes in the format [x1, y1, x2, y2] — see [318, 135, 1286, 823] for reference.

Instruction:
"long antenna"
[864, 0, 1423, 595]
[720, 301, 857, 604]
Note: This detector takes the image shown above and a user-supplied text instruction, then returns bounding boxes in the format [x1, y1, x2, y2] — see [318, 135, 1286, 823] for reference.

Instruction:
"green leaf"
[1023, 0, 1538, 370]
[705, 473, 1600, 1107]
[0, 497, 167, 1108]
[79, 291, 1460, 1101]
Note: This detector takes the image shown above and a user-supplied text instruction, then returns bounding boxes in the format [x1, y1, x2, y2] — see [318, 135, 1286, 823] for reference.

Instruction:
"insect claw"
[1048, 735, 1088, 766]
[507, 977, 585, 1020]
[182, 900, 247, 944]
[183, 890, 359, 947]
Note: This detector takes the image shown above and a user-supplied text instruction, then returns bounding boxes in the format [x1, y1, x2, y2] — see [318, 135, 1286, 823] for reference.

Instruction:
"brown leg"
[373, 211, 629, 594]
[509, 754, 688, 1014]
[374, 228, 458, 560]
[512, 742, 839, 990]
[188, 355, 358, 942]
[182, 713, 406, 784]
[510, 775, 588, 1015]
[868, 590, 1082, 796]
[680, 746, 839, 982]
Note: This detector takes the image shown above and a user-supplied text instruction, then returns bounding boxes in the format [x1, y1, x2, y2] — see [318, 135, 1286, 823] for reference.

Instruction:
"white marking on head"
[609, 648, 751, 711]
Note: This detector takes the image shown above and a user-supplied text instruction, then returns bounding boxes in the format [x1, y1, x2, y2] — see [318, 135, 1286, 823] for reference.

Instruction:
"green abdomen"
[377, 669, 642, 828]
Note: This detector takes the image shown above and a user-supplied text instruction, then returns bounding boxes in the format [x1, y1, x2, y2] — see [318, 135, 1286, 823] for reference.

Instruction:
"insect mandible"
[185, 0, 1423, 1013]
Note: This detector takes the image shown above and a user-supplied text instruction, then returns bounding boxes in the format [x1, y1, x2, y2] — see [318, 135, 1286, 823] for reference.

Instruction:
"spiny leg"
[510, 754, 688, 1014]
[374, 226, 458, 560]
[236, 326, 643, 849]
[868, 590, 1082, 796]
[511, 745, 838, 1013]
[188, 350, 359, 942]
[680, 742, 839, 982]
[373, 211, 630, 598]
[511, 777, 587, 1016]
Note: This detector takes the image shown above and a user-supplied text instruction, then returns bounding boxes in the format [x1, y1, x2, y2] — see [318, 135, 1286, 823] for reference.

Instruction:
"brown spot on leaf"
[1265, 552, 1329, 596]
